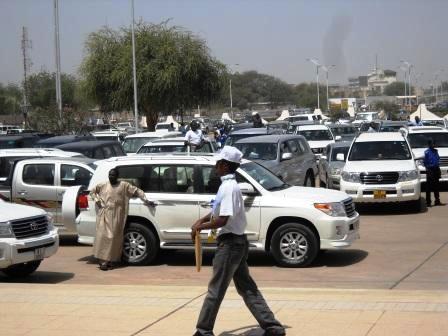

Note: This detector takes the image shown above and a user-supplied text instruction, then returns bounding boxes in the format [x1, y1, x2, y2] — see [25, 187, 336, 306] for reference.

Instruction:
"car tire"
[2, 260, 41, 277]
[412, 198, 423, 213]
[270, 223, 319, 267]
[123, 222, 159, 266]
[304, 170, 316, 187]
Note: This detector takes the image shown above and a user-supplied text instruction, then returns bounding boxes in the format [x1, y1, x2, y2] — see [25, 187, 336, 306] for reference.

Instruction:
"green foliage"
[292, 83, 327, 110]
[374, 100, 400, 119]
[81, 22, 226, 130]
[384, 81, 413, 96]
[0, 83, 22, 115]
[229, 71, 295, 110]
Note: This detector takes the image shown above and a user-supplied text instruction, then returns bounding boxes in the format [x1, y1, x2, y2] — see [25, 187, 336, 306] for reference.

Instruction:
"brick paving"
[1, 284, 447, 335]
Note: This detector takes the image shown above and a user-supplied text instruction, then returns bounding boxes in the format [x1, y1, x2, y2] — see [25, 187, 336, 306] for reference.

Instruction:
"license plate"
[373, 190, 386, 199]
[34, 247, 45, 260]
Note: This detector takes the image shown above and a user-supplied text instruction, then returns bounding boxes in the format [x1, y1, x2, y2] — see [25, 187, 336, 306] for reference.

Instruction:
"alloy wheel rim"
[279, 231, 308, 261]
[123, 231, 147, 261]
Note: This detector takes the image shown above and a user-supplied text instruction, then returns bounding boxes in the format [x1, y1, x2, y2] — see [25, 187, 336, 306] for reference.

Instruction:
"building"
[367, 69, 397, 94]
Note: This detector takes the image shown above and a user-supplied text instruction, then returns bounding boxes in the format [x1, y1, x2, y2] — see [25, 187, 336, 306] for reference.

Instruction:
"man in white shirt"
[191, 146, 285, 336]
[185, 120, 206, 150]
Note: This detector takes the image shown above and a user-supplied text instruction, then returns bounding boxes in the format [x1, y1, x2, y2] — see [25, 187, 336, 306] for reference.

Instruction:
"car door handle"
[199, 202, 212, 208]
[18, 190, 28, 196]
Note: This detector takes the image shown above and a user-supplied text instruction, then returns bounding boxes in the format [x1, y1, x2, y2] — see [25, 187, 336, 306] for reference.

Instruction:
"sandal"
[99, 262, 110, 271]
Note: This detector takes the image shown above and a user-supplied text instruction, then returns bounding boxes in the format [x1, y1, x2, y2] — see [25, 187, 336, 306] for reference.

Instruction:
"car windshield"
[0, 139, 19, 149]
[380, 125, 404, 132]
[240, 161, 289, 191]
[298, 129, 333, 141]
[122, 137, 157, 153]
[156, 124, 171, 130]
[331, 147, 350, 161]
[235, 143, 278, 161]
[226, 133, 263, 146]
[349, 141, 412, 161]
[138, 145, 186, 153]
[422, 120, 445, 127]
[94, 136, 117, 141]
[355, 113, 376, 120]
[408, 133, 448, 148]
[330, 127, 357, 136]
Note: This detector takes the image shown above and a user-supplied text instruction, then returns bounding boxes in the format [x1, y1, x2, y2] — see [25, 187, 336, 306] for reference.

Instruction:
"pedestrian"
[252, 112, 263, 128]
[414, 116, 423, 126]
[179, 122, 187, 136]
[191, 146, 285, 336]
[169, 122, 175, 131]
[90, 168, 156, 271]
[185, 120, 206, 151]
[424, 139, 443, 207]
[367, 122, 377, 132]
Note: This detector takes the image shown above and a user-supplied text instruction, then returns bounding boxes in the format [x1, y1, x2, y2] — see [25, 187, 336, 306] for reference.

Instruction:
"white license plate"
[34, 247, 45, 260]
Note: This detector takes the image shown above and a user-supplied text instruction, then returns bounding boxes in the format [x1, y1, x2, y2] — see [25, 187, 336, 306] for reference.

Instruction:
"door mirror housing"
[335, 135, 342, 141]
[281, 152, 293, 161]
[336, 153, 345, 161]
[238, 182, 256, 195]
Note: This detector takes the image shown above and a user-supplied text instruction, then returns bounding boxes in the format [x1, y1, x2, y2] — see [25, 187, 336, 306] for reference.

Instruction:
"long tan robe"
[90, 181, 147, 262]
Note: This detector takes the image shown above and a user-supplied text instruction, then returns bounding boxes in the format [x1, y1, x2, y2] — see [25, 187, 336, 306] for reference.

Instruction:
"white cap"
[217, 146, 243, 164]
[251, 111, 259, 116]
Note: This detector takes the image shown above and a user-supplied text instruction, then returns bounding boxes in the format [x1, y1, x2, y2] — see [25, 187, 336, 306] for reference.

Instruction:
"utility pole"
[53, 0, 62, 119]
[21, 27, 32, 127]
[307, 58, 321, 110]
[131, 0, 139, 133]
[322, 64, 335, 113]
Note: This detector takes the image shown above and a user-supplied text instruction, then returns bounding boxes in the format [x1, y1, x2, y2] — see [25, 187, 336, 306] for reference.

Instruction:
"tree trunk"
[143, 107, 158, 132]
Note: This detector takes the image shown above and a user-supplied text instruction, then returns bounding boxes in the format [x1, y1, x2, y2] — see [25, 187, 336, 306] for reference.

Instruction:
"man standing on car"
[191, 146, 285, 336]
[90, 168, 155, 270]
[185, 120, 206, 151]
[424, 139, 443, 207]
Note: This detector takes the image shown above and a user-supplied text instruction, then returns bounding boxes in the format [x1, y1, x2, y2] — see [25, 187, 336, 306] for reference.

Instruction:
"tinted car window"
[103, 146, 114, 158]
[158, 165, 194, 193]
[93, 148, 105, 159]
[298, 130, 333, 141]
[235, 143, 277, 160]
[116, 165, 158, 192]
[330, 147, 350, 161]
[23, 164, 55, 185]
[61, 164, 93, 187]
[349, 141, 411, 161]
[408, 133, 448, 148]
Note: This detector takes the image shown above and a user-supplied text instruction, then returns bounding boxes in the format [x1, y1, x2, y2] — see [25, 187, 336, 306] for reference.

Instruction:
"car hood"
[0, 202, 46, 222]
[271, 186, 350, 203]
[308, 140, 334, 148]
[344, 160, 416, 173]
[253, 159, 278, 171]
[412, 147, 448, 159]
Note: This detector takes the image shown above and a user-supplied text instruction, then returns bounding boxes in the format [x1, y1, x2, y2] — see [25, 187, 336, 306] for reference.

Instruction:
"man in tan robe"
[90, 168, 155, 270]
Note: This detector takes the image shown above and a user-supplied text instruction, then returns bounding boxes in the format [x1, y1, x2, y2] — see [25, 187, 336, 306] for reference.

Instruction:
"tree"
[384, 81, 413, 96]
[0, 84, 22, 116]
[81, 22, 226, 130]
[229, 71, 295, 110]
[292, 83, 327, 110]
[374, 101, 400, 120]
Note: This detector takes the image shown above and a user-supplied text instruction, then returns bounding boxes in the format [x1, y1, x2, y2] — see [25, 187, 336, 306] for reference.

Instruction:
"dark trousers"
[426, 167, 441, 204]
[195, 234, 284, 336]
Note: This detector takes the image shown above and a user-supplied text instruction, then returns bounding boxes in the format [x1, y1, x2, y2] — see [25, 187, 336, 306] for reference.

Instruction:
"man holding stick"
[191, 146, 285, 336]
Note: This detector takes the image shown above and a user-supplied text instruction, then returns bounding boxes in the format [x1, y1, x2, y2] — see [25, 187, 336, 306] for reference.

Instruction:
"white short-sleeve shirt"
[184, 129, 204, 145]
[212, 174, 247, 236]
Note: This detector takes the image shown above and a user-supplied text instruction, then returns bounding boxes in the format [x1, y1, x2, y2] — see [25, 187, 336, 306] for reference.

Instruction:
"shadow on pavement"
[356, 197, 428, 216]
[59, 234, 82, 246]
[312, 249, 368, 268]
[218, 325, 264, 336]
[0, 271, 74, 284]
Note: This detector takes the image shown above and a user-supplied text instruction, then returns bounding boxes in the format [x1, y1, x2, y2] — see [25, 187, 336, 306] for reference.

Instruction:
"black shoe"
[264, 329, 286, 336]
[434, 201, 445, 206]
[426, 203, 432, 207]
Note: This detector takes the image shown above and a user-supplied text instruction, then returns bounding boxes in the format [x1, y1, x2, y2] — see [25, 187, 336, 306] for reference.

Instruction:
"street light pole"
[53, 0, 62, 120]
[229, 64, 239, 120]
[131, 0, 139, 133]
[322, 65, 335, 113]
[307, 58, 321, 110]
[401, 61, 413, 110]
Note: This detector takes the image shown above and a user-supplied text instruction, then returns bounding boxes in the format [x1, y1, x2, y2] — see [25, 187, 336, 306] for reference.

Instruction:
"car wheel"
[270, 223, 319, 267]
[2, 260, 41, 277]
[304, 170, 316, 187]
[412, 198, 423, 213]
[325, 174, 330, 189]
[123, 222, 159, 266]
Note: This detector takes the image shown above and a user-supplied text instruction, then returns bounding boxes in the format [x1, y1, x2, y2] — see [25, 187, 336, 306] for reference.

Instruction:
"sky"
[1, 0, 447, 87]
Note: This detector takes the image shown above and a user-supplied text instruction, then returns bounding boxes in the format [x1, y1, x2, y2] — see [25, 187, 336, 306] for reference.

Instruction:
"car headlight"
[46, 214, 54, 230]
[0, 221, 13, 238]
[398, 170, 419, 182]
[341, 171, 361, 183]
[416, 159, 424, 168]
[330, 167, 341, 175]
[314, 202, 346, 217]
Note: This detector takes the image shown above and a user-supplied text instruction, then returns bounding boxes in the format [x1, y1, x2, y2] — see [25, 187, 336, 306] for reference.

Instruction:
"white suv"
[62, 154, 360, 267]
[405, 126, 448, 182]
[294, 124, 335, 159]
[339, 132, 421, 206]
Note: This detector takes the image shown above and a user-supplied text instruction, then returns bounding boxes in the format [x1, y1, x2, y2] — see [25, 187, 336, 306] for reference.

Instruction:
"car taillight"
[77, 194, 89, 210]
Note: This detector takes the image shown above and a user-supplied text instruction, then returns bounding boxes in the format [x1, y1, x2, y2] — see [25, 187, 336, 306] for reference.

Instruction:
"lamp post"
[307, 58, 321, 110]
[401, 60, 413, 110]
[130, 0, 139, 133]
[399, 66, 407, 109]
[321, 64, 335, 113]
[229, 64, 239, 120]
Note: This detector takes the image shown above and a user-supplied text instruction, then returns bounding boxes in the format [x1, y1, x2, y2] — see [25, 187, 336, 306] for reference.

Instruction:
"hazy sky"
[1, 0, 447, 87]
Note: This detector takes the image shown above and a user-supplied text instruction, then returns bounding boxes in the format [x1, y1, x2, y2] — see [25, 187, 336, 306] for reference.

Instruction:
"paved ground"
[2, 192, 447, 290]
[1, 284, 448, 336]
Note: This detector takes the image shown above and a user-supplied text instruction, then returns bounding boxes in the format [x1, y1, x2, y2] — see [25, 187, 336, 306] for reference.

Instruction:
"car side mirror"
[321, 155, 327, 160]
[335, 135, 342, 141]
[336, 153, 345, 161]
[238, 182, 256, 195]
[281, 152, 293, 161]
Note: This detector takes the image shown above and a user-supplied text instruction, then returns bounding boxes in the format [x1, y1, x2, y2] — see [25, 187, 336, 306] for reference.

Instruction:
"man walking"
[191, 146, 285, 336]
[424, 139, 443, 207]
[90, 168, 155, 270]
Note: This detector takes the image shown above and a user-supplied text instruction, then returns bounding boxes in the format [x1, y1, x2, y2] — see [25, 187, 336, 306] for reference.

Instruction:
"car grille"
[440, 157, 448, 166]
[10, 215, 49, 239]
[343, 198, 356, 217]
[360, 172, 399, 184]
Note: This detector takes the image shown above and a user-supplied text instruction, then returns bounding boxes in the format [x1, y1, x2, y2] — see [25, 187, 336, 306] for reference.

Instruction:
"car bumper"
[329, 174, 341, 190]
[0, 228, 59, 269]
[340, 179, 421, 203]
[320, 214, 360, 249]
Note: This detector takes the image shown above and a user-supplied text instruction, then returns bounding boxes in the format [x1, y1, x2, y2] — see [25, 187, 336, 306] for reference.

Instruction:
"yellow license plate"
[373, 190, 386, 199]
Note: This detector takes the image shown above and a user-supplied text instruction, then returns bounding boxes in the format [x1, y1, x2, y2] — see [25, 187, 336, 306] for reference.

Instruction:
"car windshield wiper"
[267, 183, 290, 191]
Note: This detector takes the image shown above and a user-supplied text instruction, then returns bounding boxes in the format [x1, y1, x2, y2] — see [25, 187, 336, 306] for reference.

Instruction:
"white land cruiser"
[294, 124, 336, 160]
[339, 132, 421, 206]
[405, 126, 448, 182]
[0, 199, 59, 277]
[62, 154, 359, 267]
